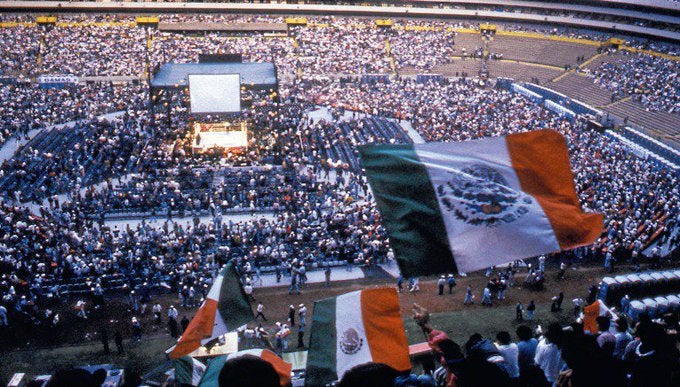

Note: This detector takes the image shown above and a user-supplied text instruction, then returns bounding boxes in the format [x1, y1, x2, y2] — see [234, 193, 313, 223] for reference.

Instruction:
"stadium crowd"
[42, 25, 146, 77]
[0, 82, 148, 146]
[0, 25, 39, 77]
[591, 52, 680, 113]
[0, 11, 678, 386]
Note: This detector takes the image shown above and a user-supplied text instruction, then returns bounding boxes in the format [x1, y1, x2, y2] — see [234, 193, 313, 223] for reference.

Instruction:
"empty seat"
[626, 274, 643, 297]
[662, 271, 678, 282]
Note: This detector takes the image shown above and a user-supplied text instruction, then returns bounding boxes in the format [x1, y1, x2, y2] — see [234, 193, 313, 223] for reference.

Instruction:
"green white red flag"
[169, 262, 253, 359]
[305, 287, 411, 385]
[360, 129, 603, 277]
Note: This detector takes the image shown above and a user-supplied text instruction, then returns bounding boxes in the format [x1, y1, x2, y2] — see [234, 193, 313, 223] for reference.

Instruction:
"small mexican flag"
[360, 129, 603, 277]
[169, 261, 253, 359]
[306, 287, 410, 386]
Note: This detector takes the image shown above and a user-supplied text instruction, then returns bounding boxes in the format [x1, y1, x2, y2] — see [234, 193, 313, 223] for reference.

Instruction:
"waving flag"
[583, 299, 614, 334]
[198, 349, 292, 387]
[306, 288, 410, 386]
[360, 129, 603, 277]
[169, 262, 253, 359]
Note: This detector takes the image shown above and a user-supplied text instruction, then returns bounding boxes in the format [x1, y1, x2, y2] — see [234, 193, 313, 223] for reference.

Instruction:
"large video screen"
[188, 74, 241, 114]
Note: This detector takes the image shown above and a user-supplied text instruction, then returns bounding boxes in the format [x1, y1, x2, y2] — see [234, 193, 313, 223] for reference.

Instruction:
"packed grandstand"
[0, 1, 679, 386]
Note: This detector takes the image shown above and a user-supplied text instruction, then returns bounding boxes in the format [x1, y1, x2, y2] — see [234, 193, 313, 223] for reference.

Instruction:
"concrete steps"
[549, 73, 613, 107]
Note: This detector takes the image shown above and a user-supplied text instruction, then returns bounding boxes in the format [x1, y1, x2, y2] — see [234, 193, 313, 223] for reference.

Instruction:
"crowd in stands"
[0, 25, 39, 77]
[570, 129, 679, 256]
[295, 78, 679, 257]
[0, 114, 148, 203]
[1, 74, 676, 350]
[389, 27, 456, 71]
[0, 83, 148, 146]
[42, 25, 147, 77]
[294, 21, 392, 75]
[0, 13, 679, 386]
[0, 13, 677, 80]
[151, 31, 297, 80]
[590, 52, 680, 113]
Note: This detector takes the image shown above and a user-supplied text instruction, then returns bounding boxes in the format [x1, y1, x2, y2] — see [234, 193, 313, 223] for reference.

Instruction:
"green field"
[1, 302, 574, 384]
[403, 303, 574, 345]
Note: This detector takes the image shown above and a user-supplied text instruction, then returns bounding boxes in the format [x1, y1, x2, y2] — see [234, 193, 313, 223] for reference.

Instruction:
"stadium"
[0, 0, 678, 386]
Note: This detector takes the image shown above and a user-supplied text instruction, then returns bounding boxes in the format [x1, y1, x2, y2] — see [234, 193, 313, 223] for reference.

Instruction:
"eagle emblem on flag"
[339, 328, 364, 354]
[436, 164, 532, 227]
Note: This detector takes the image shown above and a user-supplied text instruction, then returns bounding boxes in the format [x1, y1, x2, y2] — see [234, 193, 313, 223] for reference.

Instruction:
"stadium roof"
[151, 62, 277, 89]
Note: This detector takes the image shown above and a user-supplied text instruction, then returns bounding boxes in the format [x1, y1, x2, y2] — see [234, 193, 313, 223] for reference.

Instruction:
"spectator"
[495, 331, 520, 380]
[534, 322, 564, 384]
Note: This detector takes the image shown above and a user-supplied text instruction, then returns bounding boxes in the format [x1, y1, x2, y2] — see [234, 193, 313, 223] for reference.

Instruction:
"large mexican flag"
[360, 129, 603, 277]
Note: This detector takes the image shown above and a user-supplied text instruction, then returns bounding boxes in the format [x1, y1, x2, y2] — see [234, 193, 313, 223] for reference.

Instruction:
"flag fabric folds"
[306, 287, 410, 386]
[359, 129, 603, 277]
[173, 355, 207, 386]
[169, 261, 253, 359]
[582, 299, 614, 334]
[198, 349, 292, 387]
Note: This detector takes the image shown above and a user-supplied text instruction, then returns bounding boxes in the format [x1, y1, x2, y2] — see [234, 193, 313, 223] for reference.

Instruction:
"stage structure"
[193, 121, 248, 153]
[150, 60, 277, 154]
[151, 62, 277, 91]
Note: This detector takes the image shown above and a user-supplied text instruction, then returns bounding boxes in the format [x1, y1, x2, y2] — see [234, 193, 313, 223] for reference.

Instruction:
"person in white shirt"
[152, 303, 162, 325]
[244, 282, 254, 301]
[256, 302, 267, 321]
[298, 304, 307, 327]
[534, 323, 564, 384]
[495, 331, 520, 379]
[613, 318, 633, 360]
[76, 300, 87, 319]
[167, 305, 178, 321]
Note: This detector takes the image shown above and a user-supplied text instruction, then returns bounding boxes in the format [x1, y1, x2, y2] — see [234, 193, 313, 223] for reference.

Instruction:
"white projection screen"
[188, 74, 241, 114]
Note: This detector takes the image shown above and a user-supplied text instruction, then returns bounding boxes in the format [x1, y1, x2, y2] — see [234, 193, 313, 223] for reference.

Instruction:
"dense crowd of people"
[0, 25, 39, 77]
[0, 76, 676, 353]
[389, 26, 456, 72]
[402, 303, 680, 387]
[42, 25, 146, 76]
[591, 52, 680, 113]
[0, 83, 148, 146]
[0, 11, 678, 387]
[151, 31, 297, 80]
